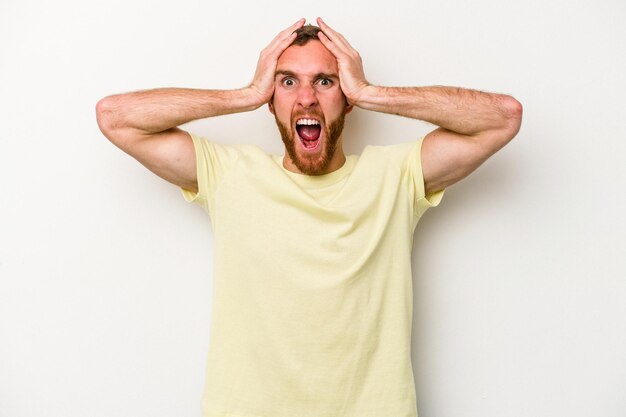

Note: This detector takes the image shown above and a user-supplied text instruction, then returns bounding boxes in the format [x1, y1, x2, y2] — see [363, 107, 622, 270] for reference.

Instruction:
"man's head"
[269, 25, 353, 176]
[291, 24, 322, 46]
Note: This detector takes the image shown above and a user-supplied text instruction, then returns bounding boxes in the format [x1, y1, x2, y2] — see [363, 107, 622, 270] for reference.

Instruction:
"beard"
[274, 110, 347, 176]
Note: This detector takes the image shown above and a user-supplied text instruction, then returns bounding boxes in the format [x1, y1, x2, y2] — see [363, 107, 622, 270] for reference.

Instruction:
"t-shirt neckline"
[276, 154, 356, 188]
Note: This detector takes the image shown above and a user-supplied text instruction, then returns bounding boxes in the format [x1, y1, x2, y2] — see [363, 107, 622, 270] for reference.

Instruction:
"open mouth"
[295, 118, 322, 150]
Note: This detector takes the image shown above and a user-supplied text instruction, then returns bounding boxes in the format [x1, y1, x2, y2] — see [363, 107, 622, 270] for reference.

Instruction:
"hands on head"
[249, 18, 305, 105]
[248, 18, 370, 108]
[315, 18, 370, 105]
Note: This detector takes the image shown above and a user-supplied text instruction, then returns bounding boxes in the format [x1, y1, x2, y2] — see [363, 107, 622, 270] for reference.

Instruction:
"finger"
[264, 18, 305, 55]
[317, 26, 355, 64]
[317, 31, 343, 58]
[316, 17, 352, 51]
[272, 18, 306, 47]
[317, 22, 354, 61]
[280, 18, 306, 37]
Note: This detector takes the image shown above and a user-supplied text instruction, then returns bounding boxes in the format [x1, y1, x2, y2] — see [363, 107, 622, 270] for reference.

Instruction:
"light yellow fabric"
[180, 132, 444, 417]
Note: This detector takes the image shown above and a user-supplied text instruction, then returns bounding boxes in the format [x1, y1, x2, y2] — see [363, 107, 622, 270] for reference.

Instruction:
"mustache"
[291, 111, 326, 125]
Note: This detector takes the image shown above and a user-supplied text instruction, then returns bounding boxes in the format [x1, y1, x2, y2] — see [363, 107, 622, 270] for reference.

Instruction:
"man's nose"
[297, 84, 318, 108]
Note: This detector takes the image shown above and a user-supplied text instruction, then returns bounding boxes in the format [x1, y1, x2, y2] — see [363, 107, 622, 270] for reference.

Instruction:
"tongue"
[298, 125, 321, 141]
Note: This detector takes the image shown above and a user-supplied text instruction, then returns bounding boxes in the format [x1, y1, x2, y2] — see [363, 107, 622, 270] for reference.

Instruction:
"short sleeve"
[405, 136, 445, 218]
[179, 133, 241, 215]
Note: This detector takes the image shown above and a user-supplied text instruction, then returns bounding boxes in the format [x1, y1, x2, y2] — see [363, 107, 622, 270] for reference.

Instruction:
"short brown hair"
[292, 24, 322, 46]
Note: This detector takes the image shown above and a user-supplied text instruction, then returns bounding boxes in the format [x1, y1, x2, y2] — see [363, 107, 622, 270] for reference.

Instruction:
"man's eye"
[318, 78, 332, 86]
[283, 78, 295, 86]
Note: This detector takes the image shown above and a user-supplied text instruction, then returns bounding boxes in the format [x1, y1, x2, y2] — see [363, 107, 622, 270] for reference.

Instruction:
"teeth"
[296, 118, 320, 126]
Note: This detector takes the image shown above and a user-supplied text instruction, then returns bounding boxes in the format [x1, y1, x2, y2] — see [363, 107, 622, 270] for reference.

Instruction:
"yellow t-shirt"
[181, 132, 444, 417]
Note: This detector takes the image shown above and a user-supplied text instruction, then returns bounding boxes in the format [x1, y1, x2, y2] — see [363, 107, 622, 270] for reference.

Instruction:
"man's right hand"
[95, 19, 305, 194]
[248, 18, 305, 105]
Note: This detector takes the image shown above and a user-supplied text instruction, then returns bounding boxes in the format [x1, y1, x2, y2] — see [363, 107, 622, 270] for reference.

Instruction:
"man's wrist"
[232, 86, 268, 112]
[351, 84, 383, 110]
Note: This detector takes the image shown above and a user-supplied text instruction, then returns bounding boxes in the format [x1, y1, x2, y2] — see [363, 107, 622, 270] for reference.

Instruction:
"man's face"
[269, 40, 352, 175]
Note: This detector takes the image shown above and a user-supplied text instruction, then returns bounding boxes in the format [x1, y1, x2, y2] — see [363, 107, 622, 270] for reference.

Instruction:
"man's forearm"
[96, 87, 264, 134]
[355, 85, 521, 136]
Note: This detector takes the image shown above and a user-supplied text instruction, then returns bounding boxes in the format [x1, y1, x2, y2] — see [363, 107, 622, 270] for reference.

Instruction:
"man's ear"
[268, 101, 275, 114]
[346, 103, 354, 114]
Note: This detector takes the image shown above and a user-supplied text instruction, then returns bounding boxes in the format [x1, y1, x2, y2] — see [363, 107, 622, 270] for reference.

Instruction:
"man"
[96, 17, 522, 417]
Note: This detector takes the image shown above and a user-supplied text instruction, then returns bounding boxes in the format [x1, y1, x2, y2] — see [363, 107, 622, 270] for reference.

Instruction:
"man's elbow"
[503, 95, 523, 139]
[95, 95, 128, 143]
[95, 96, 115, 135]
[478, 95, 522, 154]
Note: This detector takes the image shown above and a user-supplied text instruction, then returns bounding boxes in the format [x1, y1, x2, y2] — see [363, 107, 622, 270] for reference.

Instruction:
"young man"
[96, 17, 522, 417]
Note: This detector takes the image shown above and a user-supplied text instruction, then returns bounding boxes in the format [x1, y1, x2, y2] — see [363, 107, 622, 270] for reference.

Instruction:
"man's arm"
[350, 86, 522, 195]
[316, 18, 523, 195]
[95, 18, 305, 193]
[95, 88, 265, 193]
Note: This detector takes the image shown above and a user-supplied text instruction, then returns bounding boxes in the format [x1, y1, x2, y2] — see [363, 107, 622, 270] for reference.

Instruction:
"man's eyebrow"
[275, 70, 296, 78]
[313, 72, 339, 80]
[274, 70, 339, 80]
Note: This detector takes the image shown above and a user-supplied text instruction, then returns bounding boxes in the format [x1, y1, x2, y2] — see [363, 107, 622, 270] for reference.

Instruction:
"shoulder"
[190, 133, 267, 160]
[360, 140, 422, 168]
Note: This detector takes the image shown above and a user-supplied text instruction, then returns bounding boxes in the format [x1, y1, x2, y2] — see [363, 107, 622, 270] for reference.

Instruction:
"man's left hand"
[316, 17, 371, 106]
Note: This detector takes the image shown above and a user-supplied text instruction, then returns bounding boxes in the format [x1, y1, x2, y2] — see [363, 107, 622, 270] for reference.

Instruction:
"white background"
[1, 0, 625, 416]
